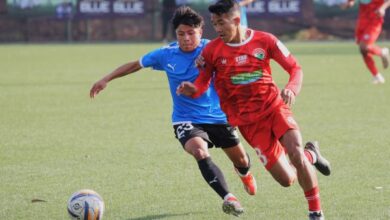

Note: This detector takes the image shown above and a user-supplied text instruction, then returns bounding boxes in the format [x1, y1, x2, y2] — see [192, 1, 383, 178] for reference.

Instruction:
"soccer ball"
[67, 189, 104, 220]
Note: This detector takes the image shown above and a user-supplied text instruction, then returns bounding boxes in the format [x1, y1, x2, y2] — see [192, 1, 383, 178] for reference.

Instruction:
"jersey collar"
[226, 29, 254, 47]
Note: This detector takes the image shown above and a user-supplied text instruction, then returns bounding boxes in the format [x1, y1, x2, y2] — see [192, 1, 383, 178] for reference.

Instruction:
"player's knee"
[359, 44, 368, 55]
[189, 146, 209, 160]
[289, 151, 306, 170]
[277, 175, 295, 187]
[234, 155, 250, 167]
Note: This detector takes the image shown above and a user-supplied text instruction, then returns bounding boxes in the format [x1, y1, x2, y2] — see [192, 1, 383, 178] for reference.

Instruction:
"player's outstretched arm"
[377, 0, 390, 17]
[270, 39, 303, 106]
[281, 68, 303, 107]
[90, 61, 142, 98]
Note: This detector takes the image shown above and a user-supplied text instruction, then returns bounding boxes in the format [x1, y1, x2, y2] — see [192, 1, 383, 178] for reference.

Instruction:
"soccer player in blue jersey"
[89, 6, 256, 217]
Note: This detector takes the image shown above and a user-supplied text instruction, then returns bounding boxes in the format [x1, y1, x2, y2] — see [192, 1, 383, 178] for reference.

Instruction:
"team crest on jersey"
[253, 48, 266, 60]
[221, 58, 227, 65]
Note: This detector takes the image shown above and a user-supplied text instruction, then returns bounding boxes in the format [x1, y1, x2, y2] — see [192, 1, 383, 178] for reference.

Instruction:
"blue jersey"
[139, 39, 227, 124]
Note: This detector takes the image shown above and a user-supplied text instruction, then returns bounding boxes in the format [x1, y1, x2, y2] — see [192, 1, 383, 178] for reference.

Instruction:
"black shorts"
[173, 123, 240, 149]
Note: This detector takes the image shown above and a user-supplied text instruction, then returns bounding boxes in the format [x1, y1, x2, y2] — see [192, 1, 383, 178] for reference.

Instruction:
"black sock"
[235, 153, 251, 176]
[197, 157, 229, 199]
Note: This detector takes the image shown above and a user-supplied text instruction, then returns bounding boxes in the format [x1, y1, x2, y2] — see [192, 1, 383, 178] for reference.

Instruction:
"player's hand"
[176, 81, 197, 96]
[90, 79, 107, 98]
[281, 89, 295, 107]
[195, 55, 205, 69]
[375, 7, 386, 17]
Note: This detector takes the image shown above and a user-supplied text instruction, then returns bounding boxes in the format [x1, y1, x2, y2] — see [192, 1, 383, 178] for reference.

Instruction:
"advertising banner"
[76, 0, 146, 17]
[7, 0, 75, 17]
[247, 0, 302, 18]
[6, 0, 302, 18]
[189, 0, 303, 18]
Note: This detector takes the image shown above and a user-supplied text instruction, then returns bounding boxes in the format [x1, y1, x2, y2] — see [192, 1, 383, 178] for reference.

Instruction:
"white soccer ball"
[67, 189, 104, 220]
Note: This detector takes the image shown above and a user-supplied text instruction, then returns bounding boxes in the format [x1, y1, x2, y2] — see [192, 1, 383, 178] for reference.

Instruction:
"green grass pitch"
[0, 42, 389, 219]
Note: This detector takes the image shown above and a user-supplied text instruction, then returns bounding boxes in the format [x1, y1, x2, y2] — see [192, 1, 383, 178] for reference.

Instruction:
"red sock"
[304, 150, 314, 164]
[305, 186, 321, 212]
[363, 53, 378, 76]
[366, 45, 382, 56]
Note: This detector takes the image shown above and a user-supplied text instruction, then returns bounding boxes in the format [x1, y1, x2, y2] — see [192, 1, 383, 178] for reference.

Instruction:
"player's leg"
[304, 141, 331, 176]
[273, 105, 326, 219]
[185, 137, 244, 216]
[360, 42, 386, 84]
[184, 137, 230, 199]
[362, 22, 389, 69]
[238, 120, 297, 187]
[357, 20, 387, 83]
[223, 146, 257, 195]
[280, 129, 324, 220]
[267, 150, 297, 187]
[173, 123, 243, 216]
[205, 124, 257, 195]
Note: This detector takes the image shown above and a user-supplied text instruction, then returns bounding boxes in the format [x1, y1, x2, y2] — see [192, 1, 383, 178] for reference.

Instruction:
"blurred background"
[0, 0, 389, 42]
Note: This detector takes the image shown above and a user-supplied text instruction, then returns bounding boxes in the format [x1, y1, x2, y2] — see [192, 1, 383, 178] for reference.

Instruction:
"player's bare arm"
[376, 0, 390, 17]
[282, 67, 303, 106]
[271, 40, 303, 106]
[90, 61, 142, 98]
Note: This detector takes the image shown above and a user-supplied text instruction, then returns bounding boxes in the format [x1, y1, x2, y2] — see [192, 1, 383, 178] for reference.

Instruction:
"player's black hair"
[208, 0, 239, 15]
[172, 6, 204, 30]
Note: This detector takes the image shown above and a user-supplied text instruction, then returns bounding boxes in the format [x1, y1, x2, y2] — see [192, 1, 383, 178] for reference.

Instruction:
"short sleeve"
[139, 48, 165, 71]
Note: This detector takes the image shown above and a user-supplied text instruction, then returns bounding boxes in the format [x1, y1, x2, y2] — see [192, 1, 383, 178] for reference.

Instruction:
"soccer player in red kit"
[177, 1, 331, 219]
[343, 0, 390, 84]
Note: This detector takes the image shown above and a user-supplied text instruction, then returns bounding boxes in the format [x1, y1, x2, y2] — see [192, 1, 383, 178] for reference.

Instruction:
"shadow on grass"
[126, 212, 204, 220]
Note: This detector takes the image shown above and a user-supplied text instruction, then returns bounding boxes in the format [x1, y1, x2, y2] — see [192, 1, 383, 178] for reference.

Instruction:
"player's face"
[211, 13, 239, 43]
[176, 24, 202, 52]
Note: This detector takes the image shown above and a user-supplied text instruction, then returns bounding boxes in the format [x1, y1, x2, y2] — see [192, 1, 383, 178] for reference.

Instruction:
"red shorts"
[238, 104, 299, 170]
[355, 18, 383, 44]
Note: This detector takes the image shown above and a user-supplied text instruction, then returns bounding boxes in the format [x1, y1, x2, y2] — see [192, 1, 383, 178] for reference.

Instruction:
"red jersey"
[358, 0, 384, 22]
[193, 30, 302, 126]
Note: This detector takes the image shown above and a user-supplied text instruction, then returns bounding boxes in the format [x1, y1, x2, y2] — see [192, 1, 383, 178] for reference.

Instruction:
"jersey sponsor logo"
[167, 63, 176, 71]
[230, 70, 263, 85]
[235, 55, 248, 65]
[253, 48, 266, 60]
[277, 40, 290, 57]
